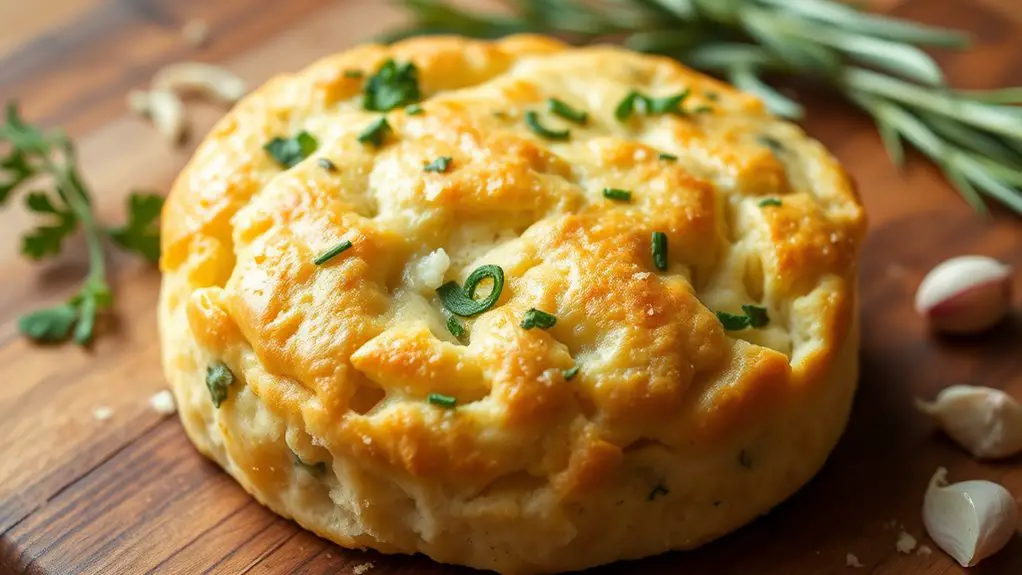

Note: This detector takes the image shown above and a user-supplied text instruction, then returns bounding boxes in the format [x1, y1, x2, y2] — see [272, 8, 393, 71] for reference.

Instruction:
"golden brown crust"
[159, 34, 866, 573]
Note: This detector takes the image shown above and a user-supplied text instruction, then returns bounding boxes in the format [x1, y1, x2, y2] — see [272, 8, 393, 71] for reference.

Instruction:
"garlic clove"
[915, 255, 1013, 335]
[915, 385, 1022, 459]
[152, 62, 248, 105]
[922, 467, 1019, 567]
[145, 89, 188, 145]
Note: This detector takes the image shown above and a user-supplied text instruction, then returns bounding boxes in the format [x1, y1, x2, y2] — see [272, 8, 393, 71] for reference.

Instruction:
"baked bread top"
[161, 34, 864, 507]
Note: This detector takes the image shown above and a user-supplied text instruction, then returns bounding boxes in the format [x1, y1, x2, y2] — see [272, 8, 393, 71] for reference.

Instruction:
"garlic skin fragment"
[914, 255, 1013, 335]
[915, 385, 1022, 459]
[922, 467, 1018, 567]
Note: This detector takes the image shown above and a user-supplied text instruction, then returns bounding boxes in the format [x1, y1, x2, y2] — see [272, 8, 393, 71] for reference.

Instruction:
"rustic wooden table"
[1, 1, 1021, 573]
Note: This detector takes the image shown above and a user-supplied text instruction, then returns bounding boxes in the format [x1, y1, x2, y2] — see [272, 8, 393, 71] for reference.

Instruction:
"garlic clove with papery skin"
[916, 385, 1022, 459]
[915, 255, 1013, 335]
[922, 467, 1018, 567]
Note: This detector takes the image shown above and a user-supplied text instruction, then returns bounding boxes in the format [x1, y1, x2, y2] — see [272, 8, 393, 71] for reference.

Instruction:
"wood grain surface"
[1, 1, 1021, 573]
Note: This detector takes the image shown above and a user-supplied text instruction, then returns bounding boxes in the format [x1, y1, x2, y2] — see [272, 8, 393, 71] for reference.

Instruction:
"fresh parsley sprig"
[389, 0, 1022, 215]
[1, 103, 164, 345]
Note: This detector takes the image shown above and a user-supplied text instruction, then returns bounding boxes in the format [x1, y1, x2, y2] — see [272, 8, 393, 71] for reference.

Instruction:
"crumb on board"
[182, 19, 210, 47]
[916, 545, 932, 556]
[352, 562, 374, 575]
[845, 553, 863, 568]
[92, 406, 113, 421]
[149, 390, 177, 415]
[896, 531, 917, 554]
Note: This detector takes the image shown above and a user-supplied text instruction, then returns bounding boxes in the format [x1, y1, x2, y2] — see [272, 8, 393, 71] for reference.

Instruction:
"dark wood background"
[1, 0, 1021, 573]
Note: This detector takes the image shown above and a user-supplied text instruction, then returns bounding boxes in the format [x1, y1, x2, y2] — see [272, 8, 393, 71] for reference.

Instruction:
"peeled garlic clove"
[916, 385, 1022, 459]
[915, 255, 1013, 335]
[152, 62, 248, 105]
[146, 89, 188, 145]
[922, 467, 1018, 567]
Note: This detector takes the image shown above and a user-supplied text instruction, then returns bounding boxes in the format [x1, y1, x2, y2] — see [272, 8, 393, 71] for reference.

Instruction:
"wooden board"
[1, 0, 1021, 573]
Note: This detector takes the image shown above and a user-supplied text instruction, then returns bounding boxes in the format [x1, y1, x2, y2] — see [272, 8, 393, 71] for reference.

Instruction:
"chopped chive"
[521, 308, 557, 330]
[524, 110, 570, 140]
[651, 231, 668, 271]
[547, 97, 588, 125]
[648, 484, 669, 501]
[616, 90, 690, 121]
[205, 362, 235, 408]
[427, 392, 457, 408]
[424, 156, 452, 173]
[716, 311, 751, 331]
[343, 70, 364, 79]
[446, 316, 465, 338]
[563, 365, 580, 380]
[318, 158, 337, 172]
[406, 104, 424, 116]
[436, 264, 505, 318]
[602, 188, 632, 202]
[357, 117, 391, 147]
[742, 304, 769, 328]
[363, 59, 421, 112]
[264, 131, 319, 168]
[658, 153, 678, 161]
[313, 239, 352, 265]
[615, 91, 640, 121]
[759, 198, 782, 207]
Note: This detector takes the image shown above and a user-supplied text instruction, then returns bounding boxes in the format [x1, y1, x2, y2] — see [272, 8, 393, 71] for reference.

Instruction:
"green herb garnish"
[692, 105, 714, 114]
[716, 305, 770, 331]
[436, 264, 505, 317]
[615, 90, 690, 121]
[427, 392, 457, 408]
[524, 111, 570, 140]
[648, 484, 669, 501]
[563, 365, 580, 380]
[602, 188, 632, 202]
[706, 92, 719, 102]
[343, 70, 364, 79]
[759, 198, 782, 207]
[313, 239, 353, 265]
[547, 97, 588, 125]
[658, 153, 678, 161]
[363, 59, 421, 112]
[206, 362, 235, 408]
[521, 308, 557, 330]
[650, 231, 668, 271]
[406, 104, 424, 116]
[446, 316, 466, 338]
[424, 156, 452, 173]
[318, 158, 337, 172]
[757, 135, 785, 157]
[2, 103, 161, 345]
[357, 117, 392, 147]
[264, 131, 318, 168]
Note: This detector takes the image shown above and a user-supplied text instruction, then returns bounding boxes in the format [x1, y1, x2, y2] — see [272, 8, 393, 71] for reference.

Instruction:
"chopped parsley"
[446, 316, 466, 338]
[427, 392, 457, 408]
[547, 97, 588, 125]
[521, 308, 557, 330]
[716, 305, 770, 331]
[313, 239, 352, 265]
[602, 188, 632, 202]
[615, 89, 691, 121]
[651, 231, 668, 271]
[318, 158, 337, 172]
[436, 264, 505, 318]
[524, 111, 570, 140]
[405, 104, 424, 116]
[205, 362, 235, 408]
[363, 59, 421, 112]
[343, 70, 364, 79]
[648, 484, 669, 501]
[357, 117, 391, 147]
[759, 198, 782, 207]
[423, 156, 452, 173]
[563, 365, 580, 380]
[264, 131, 318, 168]
[658, 153, 678, 161]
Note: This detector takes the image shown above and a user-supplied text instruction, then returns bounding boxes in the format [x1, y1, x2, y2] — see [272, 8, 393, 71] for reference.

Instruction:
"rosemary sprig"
[1, 103, 164, 345]
[389, 0, 1022, 215]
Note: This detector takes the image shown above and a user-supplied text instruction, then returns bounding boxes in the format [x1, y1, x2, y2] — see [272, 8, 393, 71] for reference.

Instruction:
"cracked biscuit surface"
[159, 35, 866, 574]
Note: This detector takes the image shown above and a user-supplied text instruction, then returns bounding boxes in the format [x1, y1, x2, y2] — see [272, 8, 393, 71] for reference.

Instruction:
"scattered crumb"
[632, 271, 650, 280]
[352, 562, 374, 575]
[896, 531, 917, 554]
[149, 390, 177, 415]
[916, 545, 932, 556]
[182, 19, 211, 47]
[92, 406, 113, 421]
[845, 553, 864, 568]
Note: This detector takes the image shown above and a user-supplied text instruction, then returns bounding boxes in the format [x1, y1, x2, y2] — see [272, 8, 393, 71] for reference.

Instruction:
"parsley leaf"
[264, 131, 319, 168]
[108, 192, 164, 263]
[423, 156, 452, 173]
[363, 60, 421, 112]
[357, 117, 392, 147]
[17, 303, 78, 342]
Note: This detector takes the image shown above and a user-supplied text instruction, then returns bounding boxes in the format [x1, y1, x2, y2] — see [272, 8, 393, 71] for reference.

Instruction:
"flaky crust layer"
[158, 35, 866, 574]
